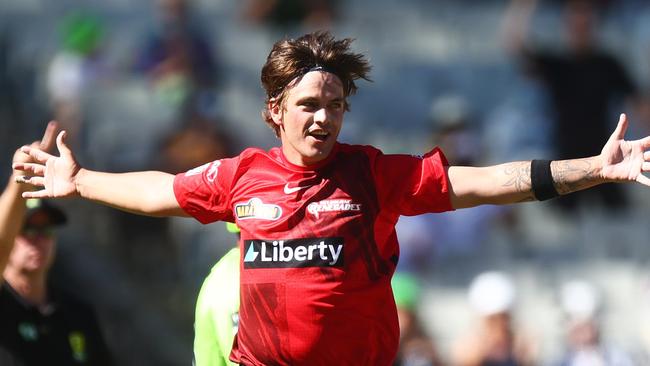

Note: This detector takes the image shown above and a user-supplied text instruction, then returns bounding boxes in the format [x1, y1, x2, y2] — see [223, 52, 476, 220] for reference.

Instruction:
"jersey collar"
[278, 143, 340, 172]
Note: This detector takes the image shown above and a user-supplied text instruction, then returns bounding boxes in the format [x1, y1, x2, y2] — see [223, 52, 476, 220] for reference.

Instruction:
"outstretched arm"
[448, 114, 650, 209]
[13, 128, 189, 218]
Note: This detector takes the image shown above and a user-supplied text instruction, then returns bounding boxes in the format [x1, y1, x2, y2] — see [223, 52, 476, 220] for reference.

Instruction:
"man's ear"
[269, 98, 283, 127]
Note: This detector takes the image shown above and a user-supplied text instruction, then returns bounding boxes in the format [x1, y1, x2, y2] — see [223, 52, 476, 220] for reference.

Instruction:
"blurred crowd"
[3, 0, 650, 364]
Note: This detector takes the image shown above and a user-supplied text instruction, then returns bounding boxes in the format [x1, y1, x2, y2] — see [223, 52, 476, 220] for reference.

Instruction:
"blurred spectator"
[156, 114, 234, 174]
[46, 11, 107, 148]
[391, 272, 443, 366]
[193, 222, 240, 366]
[556, 280, 635, 366]
[451, 271, 537, 366]
[1, 125, 112, 365]
[502, 0, 639, 212]
[156, 113, 236, 289]
[396, 95, 512, 274]
[134, 0, 219, 117]
[484, 66, 554, 164]
[429, 95, 478, 166]
[242, 0, 339, 30]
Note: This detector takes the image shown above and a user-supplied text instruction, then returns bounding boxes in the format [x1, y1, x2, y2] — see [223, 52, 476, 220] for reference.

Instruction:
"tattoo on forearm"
[551, 158, 598, 195]
[502, 161, 535, 202]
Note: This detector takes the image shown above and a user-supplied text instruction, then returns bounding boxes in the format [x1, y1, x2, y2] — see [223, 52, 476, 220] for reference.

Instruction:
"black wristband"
[531, 159, 559, 201]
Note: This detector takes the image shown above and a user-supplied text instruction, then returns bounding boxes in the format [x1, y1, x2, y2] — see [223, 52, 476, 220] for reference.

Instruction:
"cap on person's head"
[60, 12, 103, 55]
[468, 271, 516, 316]
[392, 272, 421, 310]
[24, 199, 67, 228]
[560, 279, 601, 322]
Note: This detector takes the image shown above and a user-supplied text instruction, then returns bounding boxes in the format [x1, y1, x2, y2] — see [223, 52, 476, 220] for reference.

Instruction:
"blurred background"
[2, 0, 650, 364]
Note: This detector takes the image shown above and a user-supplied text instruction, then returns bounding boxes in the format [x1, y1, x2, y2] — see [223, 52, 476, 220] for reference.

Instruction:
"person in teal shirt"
[193, 223, 240, 366]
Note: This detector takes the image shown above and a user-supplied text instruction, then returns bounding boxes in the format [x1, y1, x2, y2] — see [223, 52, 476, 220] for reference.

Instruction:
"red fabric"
[174, 143, 452, 366]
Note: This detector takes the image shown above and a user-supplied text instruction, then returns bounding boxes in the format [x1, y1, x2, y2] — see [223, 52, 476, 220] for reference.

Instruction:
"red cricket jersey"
[174, 143, 453, 366]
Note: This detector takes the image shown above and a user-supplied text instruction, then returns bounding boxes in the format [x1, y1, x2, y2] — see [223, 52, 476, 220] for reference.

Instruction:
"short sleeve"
[374, 147, 453, 216]
[173, 156, 239, 224]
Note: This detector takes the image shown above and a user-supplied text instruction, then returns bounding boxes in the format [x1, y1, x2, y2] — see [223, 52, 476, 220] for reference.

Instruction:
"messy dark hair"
[260, 31, 372, 137]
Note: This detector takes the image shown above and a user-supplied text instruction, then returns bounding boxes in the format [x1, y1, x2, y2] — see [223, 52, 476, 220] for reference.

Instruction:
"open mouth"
[307, 130, 329, 142]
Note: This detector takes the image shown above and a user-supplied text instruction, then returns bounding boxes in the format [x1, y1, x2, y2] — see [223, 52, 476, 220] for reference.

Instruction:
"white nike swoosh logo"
[284, 183, 310, 194]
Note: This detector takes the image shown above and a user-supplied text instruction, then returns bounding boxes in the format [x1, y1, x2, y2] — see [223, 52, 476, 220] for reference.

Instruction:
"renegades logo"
[234, 198, 282, 220]
[243, 238, 344, 268]
[307, 199, 361, 218]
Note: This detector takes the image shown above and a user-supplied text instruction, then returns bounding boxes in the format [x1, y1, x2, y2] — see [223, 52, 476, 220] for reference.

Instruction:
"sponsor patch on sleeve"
[235, 198, 282, 220]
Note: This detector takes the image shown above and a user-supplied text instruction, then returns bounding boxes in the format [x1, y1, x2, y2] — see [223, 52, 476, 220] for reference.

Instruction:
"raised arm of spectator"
[12, 127, 188, 218]
[501, 0, 538, 54]
[447, 114, 650, 209]
[0, 122, 58, 283]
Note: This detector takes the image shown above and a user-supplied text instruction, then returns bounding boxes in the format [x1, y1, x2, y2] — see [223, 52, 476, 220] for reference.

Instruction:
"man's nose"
[313, 108, 329, 124]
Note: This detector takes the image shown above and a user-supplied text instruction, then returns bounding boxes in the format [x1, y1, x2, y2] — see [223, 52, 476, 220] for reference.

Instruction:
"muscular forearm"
[447, 156, 605, 209]
[495, 156, 605, 199]
[75, 169, 186, 217]
[550, 157, 604, 195]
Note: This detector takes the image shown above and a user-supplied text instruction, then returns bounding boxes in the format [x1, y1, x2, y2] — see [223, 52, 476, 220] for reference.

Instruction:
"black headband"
[301, 64, 338, 76]
[271, 64, 346, 98]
